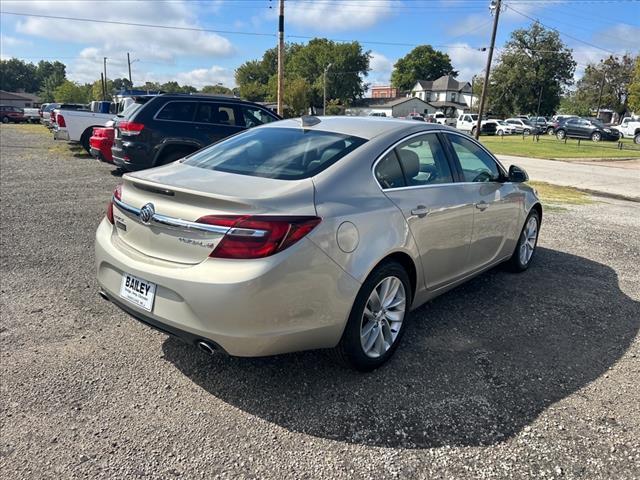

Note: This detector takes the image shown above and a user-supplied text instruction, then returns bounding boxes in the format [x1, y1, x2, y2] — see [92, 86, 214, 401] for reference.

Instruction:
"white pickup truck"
[53, 109, 115, 152]
[611, 116, 640, 144]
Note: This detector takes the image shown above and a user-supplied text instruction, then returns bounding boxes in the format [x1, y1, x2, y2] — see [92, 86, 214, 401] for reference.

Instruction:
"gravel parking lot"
[1, 124, 639, 479]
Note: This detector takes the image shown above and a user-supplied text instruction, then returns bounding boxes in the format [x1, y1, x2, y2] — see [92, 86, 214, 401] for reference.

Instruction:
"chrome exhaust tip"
[98, 290, 110, 301]
[197, 341, 216, 356]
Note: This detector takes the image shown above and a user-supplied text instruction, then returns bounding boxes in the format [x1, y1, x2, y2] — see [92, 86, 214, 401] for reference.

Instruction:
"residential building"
[410, 75, 475, 117]
[371, 85, 400, 99]
[345, 96, 434, 118]
[0, 90, 42, 108]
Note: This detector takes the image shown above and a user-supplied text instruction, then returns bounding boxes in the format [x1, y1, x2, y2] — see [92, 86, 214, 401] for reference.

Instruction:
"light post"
[323, 63, 333, 116]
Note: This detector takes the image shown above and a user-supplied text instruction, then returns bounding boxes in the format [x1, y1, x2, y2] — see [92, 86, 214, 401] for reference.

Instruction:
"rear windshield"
[118, 101, 145, 119]
[183, 127, 367, 180]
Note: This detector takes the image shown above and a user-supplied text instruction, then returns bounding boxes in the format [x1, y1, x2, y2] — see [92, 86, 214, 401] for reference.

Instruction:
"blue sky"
[1, 0, 638, 90]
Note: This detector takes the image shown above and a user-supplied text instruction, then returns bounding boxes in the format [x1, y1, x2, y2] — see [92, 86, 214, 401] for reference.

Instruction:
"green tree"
[628, 56, 640, 114]
[558, 91, 592, 116]
[283, 77, 311, 116]
[201, 84, 233, 95]
[54, 80, 90, 103]
[489, 22, 576, 117]
[91, 79, 113, 101]
[39, 71, 66, 102]
[112, 78, 133, 91]
[390, 45, 457, 92]
[35, 61, 66, 88]
[571, 55, 636, 118]
[0, 58, 38, 92]
[235, 40, 369, 108]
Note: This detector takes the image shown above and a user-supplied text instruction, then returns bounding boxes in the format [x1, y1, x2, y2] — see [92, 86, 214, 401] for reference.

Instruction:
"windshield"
[591, 119, 605, 128]
[522, 119, 533, 126]
[183, 127, 367, 180]
[118, 101, 145, 118]
[470, 114, 479, 120]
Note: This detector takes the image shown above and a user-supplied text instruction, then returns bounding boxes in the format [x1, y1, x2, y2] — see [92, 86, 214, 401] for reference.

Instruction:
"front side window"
[395, 134, 453, 186]
[195, 103, 237, 125]
[242, 106, 277, 128]
[375, 150, 406, 189]
[156, 101, 197, 122]
[183, 127, 366, 180]
[447, 134, 501, 183]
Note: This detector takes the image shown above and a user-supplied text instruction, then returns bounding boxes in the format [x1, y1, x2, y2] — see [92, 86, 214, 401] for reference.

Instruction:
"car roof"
[261, 116, 447, 140]
[155, 93, 256, 104]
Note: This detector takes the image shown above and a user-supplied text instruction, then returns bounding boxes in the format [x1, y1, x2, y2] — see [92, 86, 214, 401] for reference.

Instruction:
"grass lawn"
[528, 181, 594, 212]
[480, 134, 640, 160]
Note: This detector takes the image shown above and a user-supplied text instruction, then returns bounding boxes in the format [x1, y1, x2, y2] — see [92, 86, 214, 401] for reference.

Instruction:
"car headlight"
[604, 128, 611, 133]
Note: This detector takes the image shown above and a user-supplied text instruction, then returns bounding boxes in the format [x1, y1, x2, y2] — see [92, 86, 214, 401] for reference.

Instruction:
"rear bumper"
[53, 128, 70, 141]
[94, 218, 360, 357]
[90, 137, 113, 162]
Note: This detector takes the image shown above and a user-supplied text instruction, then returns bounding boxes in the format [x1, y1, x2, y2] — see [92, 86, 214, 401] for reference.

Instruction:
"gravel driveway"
[1, 124, 639, 479]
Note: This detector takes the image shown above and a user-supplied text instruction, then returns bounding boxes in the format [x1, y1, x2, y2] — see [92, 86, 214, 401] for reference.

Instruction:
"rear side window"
[375, 151, 406, 189]
[242, 106, 277, 128]
[183, 127, 366, 180]
[156, 101, 197, 122]
[195, 103, 238, 126]
[395, 134, 453, 186]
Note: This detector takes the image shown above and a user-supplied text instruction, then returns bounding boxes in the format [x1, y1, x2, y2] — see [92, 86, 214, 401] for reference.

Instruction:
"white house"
[345, 97, 434, 118]
[410, 75, 475, 117]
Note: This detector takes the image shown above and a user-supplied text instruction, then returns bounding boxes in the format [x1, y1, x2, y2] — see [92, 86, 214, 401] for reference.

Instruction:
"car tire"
[507, 209, 540, 273]
[497, 129, 503, 135]
[330, 260, 411, 371]
[80, 129, 92, 154]
[547, 126, 555, 135]
[556, 129, 566, 140]
[471, 126, 477, 135]
[524, 129, 531, 135]
[634, 133, 640, 145]
[591, 132, 601, 142]
[1, 116, 9, 124]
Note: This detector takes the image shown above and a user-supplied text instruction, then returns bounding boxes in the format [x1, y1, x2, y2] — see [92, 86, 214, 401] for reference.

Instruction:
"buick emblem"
[139, 203, 155, 224]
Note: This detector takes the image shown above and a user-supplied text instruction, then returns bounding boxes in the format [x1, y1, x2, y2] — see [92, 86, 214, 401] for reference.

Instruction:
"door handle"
[411, 205, 430, 218]
[475, 201, 489, 211]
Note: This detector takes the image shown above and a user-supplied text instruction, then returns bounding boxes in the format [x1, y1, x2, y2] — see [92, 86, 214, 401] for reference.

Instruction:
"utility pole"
[103, 57, 108, 100]
[323, 63, 333, 116]
[596, 69, 606, 120]
[100, 73, 106, 101]
[475, 0, 501, 140]
[127, 52, 132, 85]
[276, 0, 285, 116]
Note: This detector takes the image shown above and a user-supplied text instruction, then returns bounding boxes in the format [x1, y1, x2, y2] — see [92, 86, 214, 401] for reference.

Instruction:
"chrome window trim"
[371, 128, 508, 193]
[152, 100, 245, 128]
[371, 129, 456, 192]
[112, 196, 267, 237]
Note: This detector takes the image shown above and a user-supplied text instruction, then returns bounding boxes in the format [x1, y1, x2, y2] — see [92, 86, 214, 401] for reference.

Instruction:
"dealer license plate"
[119, 273, 156, 312]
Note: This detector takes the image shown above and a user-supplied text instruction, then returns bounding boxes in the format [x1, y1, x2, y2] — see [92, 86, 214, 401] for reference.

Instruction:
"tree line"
[2, 22, 639, 117]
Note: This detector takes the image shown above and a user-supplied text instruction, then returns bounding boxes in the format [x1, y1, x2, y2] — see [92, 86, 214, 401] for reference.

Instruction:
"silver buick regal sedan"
[95, 116, 541, 371]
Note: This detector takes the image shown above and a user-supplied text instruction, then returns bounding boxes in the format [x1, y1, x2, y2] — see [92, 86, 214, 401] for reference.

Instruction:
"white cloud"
[172, 65, 236, 89]
[6, 0, 234, 64]
[285, 0, 393, 32]
[446, 44, 487, 82]
[369, 52, 393, 77]
[0, 34, 32, 48]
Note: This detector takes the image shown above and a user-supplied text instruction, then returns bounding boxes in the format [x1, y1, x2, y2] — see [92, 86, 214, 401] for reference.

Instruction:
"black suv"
[111, 94, 280, 171]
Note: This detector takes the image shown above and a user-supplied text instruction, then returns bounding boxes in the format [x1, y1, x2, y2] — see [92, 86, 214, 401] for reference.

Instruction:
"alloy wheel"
[592, 132, 601, 142]
[519, 216, 538, 266]
[360, 276, 406, 358]
[557, 130, 566, 140]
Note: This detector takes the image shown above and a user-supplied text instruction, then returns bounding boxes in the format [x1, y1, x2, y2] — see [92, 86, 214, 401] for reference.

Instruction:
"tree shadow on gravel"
[161, 247, 639, 449]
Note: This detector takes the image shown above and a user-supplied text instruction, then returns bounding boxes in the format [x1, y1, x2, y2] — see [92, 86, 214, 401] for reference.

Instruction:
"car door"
[375, 132, 476, 289]
[194, 102, 244, 145]
[239, 104, 279, 129]
[442, 132, 521, 272]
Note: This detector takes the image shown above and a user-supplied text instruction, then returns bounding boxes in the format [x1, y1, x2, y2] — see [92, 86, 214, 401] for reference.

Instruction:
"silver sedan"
[95, 117, 541, 371]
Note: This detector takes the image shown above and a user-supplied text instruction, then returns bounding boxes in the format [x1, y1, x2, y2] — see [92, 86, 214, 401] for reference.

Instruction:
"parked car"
[96, 117, 541, 371]
[555, 117, 620, 142]
[53, 107, 116, 152]
[40, 103, 60, 127]
[111, 94, 280, 171]
[504, 118, 539, 135]
[23, 107, 41, 123]
[456, 113, 497, 135]
[429, 111, 457, 127]
[369, 112, 387, 117]
[611, 116, 640, 144]
[483, 119, 515, 135]
[49, 103, 88, 130]
[90, 125, 115, 163]
[1, 105, 26, 123]
[530, 116, 548, 132]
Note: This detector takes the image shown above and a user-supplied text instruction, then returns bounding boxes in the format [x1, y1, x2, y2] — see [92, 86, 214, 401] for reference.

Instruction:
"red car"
[89, 126, 115, 163]
[1, 105, 26, 123]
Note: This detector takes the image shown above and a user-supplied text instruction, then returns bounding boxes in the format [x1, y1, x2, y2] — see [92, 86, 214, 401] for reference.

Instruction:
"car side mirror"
[508, 164, 528, 183]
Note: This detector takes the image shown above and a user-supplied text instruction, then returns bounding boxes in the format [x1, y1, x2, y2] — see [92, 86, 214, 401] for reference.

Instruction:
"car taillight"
[57, 114, 66, 127]
[119, 121, 144, 136]
[106, 184, 122, 224]
[195, 215, 321, 259]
